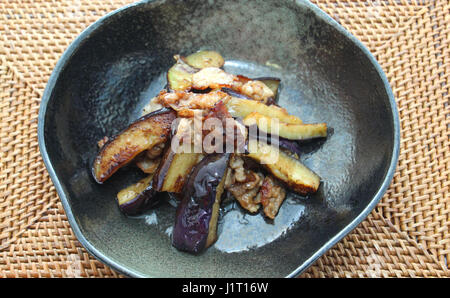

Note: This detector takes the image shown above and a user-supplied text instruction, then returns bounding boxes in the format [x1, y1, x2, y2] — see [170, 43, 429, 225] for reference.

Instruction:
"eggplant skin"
[92, 108, 176, 184]
[167, 61, 196, 91]
[182, 51, 225, 69]
[248, 126, 302, 157]
[243, 112, 326, 140]
[172, 153, 230, 254]
[225, 97, 303, 124]
[246, 140, 320, 195]
[152, 146, 201, 193]
[220, 87, 251, 100]
[117, 175, 159, 216]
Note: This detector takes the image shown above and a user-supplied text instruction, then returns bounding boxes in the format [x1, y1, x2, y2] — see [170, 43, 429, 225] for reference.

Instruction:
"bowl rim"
[37, 0, 400, 278]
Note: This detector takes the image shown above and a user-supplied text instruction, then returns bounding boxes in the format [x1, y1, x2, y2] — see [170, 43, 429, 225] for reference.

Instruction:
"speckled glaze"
[38, 0, 399, 277]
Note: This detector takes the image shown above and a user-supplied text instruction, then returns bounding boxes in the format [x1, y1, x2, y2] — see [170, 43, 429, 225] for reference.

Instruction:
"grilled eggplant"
[182, 50, 225, 69]
[246, 140, 320, 195]
[117, 175, 159, 215]
[167, 51, 224, 91]
[135, 156, 161, 174]
[152, 145, 202, 193]
[167, 59, 197, 91]
[172, 153, 230, 254]
[248, 126, 302, 157]
[225, 97, 303, 124]
[243, 112, 327, 140]
[220, 87, 252, 100]
[92, 108, 176, 183]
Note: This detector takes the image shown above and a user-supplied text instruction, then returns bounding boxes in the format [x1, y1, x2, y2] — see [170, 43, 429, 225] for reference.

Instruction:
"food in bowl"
[91, 51, 328, 254]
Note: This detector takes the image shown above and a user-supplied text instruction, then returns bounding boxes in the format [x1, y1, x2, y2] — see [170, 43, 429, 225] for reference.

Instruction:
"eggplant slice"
[182, 50, 225, 69]
[248, 126, 302, 157]
[225, 97, 303, 124]
[117, 175, 159, 216]
[92, 108, 176, 183]
[243, 112, 327, 140]
[167, 59, 197, 91]
[152, 145, 202, 193]
[172, 153, 231, 254]
[167, 51, 225, 91]
[246, 140, 320, 195]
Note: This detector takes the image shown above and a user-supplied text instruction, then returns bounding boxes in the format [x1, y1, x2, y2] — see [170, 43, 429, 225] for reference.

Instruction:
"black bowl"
[38, 0, 399, 277]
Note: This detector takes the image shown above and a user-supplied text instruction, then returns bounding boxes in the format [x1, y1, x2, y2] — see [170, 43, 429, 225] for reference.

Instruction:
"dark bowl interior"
[39, 0, 399, 277]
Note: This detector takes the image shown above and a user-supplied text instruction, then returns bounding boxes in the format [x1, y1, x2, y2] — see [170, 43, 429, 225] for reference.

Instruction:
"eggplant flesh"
[135, 156, 161, 174]
[92, 108, 176, 184]
[172, 153, 230, 254]
[117, 175, 159, 215]
[246, 140, 320, 195]
[225, 97, 303, 124]
[167, 61, 196, 91]
[152, 145, 202, 193]
[167, 51, 224, 91]
[243, 112, 327, 140]
[248, 126, 302, 157]
[182, 50, 225, 69]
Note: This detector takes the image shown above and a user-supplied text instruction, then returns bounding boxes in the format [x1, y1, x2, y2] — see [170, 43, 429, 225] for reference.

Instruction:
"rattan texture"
[0, 0, 448, 278]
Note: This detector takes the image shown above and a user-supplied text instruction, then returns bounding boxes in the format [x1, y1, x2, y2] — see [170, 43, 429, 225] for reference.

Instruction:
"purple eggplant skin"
[119, 188, 159, 216]
[117, 176, 160, 216]
[220, 87, 251, 100]
[247, 125, 302, 157]
[172, 153, 231, 254]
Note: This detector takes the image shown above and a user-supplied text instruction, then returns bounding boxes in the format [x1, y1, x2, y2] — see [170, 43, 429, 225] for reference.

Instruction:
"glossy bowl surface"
[38, 0, 399, 277]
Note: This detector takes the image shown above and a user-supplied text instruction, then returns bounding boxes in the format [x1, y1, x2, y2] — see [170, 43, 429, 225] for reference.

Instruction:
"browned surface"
[259, 176, 287, 220]
[0, 0, 448, 277]
[247, 140, 321, 195]
[92, 109, 176, 183]
[152, 147, 200, 193]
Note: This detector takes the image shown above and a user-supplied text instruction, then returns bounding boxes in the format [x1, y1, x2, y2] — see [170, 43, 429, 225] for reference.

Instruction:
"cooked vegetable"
[225, 97, 303, 124]
[220, 87, 252, 100]
[117, 175, 159, 215]
[167, 59, 197, 91]
[253, 77, 281, 100]
[191, 68, 274, 102]
[246, 140, 320, 195]
[152, 146, 202, 193]
[167, 51, 224, 91]
[172, 153, 230, 254]
[94, 50, 329, 253]
[135, 156, 161, 174]
[182, 50, 225, 69]
[92, 108, 176, 184]
[248, 126, 302, 157]
[141, 97, 163, 116]
[243, 112, 327, 140]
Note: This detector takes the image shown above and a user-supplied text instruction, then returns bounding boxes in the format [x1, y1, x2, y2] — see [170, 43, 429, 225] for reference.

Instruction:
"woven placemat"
[0, 0, 448, 278]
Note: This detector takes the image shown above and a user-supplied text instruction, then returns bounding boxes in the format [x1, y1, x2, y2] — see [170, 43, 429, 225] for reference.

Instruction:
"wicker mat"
[0, 0, 448, 278]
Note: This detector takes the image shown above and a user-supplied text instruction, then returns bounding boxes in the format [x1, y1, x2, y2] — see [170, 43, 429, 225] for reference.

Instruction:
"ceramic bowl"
[38, 0, 400, 277]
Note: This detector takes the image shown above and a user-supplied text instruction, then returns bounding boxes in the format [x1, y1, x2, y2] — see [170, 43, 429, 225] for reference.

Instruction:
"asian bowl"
[38, 0, 400, 277]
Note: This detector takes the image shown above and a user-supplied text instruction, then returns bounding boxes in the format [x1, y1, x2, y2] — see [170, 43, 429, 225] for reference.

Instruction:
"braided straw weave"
[0, 0, 448, 278]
